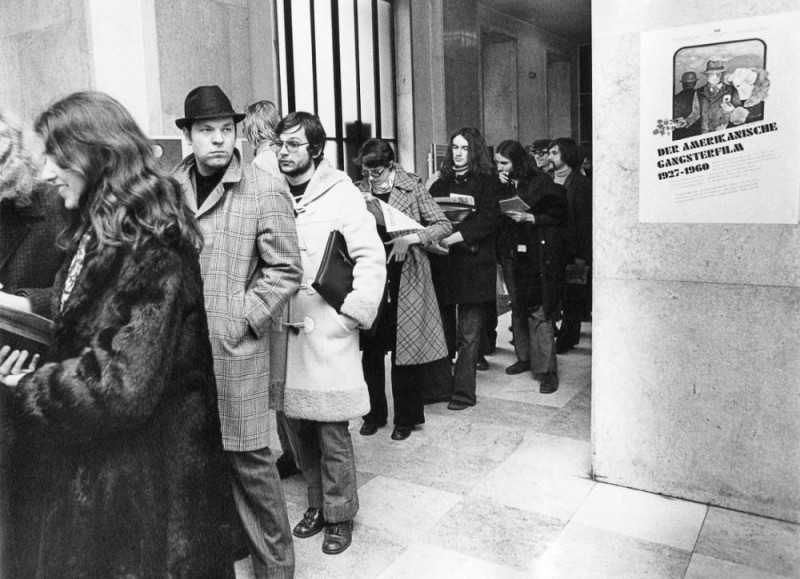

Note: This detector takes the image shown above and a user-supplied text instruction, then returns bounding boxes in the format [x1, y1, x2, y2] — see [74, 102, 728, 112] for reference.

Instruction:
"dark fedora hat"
[175, 85, 245, 129]
[702, 60, 726, 75]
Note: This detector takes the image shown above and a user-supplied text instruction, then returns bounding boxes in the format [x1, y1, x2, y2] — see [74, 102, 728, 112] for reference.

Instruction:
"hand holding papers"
[369, 198, 424, 233]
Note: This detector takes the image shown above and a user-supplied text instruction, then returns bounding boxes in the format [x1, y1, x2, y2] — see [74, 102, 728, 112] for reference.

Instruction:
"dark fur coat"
[2, 235, 234, 578]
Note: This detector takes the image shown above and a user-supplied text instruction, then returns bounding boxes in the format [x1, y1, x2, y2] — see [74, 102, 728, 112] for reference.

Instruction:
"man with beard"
[273, 112, 385, 555]
[173, 85, 301, 579]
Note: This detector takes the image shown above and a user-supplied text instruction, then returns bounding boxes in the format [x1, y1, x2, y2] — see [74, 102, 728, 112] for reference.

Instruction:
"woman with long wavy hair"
[427, 127, 502, 411]
[0, 91, 234, 578]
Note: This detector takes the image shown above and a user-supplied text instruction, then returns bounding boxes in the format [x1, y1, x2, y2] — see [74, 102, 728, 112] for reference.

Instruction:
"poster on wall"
[639, 12, 800, 223]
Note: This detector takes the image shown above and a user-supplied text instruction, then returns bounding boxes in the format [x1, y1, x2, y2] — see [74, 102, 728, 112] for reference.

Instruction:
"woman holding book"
[0, 92, 234, 578]
[354, 139, 451, 440]
[494, 139, 568, 393]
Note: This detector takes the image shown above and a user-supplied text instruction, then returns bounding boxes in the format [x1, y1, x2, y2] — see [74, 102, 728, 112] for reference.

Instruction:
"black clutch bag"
[312, 230, 354, 313]
[433, 198, 479, 255]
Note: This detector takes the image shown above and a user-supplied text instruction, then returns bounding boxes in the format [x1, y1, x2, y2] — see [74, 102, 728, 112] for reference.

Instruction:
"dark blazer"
[429, 171, 502, 304]
[0, 184, 65, 316]
[563, 170, 592, 264]
[3, 236, 234, 578]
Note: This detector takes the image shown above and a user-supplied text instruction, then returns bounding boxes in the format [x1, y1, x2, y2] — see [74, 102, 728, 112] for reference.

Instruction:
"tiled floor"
[237, 315, 800, 579]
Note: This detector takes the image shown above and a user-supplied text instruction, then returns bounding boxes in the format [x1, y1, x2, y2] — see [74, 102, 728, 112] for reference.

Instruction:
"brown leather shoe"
[322, 520, 353, 555]
[505, 360, 531, 375]
[293, 508, 325, 538]
[390, 426, 412, 440]
[539, 372, 560, 394]
[359, 421, 381, 436]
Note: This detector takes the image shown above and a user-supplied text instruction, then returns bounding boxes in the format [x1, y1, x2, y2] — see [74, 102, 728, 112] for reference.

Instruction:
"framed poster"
[639, 13, 800, 223]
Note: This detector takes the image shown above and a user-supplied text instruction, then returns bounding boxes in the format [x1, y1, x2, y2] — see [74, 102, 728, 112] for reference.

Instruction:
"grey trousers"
[528, 305, 558, 375]
[226, 448, 295, 579]
[284, 418, 359, 523]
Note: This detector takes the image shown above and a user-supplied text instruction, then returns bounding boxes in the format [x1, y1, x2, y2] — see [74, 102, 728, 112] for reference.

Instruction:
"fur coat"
[2, 235, 234, 578]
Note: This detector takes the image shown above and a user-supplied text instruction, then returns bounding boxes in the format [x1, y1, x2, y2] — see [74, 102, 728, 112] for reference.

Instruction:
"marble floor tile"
[425, 496, 565, 571]
[356, 475, 461, 544]
[531, 521, 690, 579]
[539, 386, 592, 441]
[471, 459, 595, 520]
[425, 394, 559, 433]
[362, 442, 506, 495]
[291, 523, 406, 579]
[512, 432, 592, 478]
[571, 483, 708, 551]
[377, 543, 529, 579]
[491, 368, 587, 409]
[684, 553, 795, 579]
[693, 506, 800, 577]
[429, 419, 526, 461]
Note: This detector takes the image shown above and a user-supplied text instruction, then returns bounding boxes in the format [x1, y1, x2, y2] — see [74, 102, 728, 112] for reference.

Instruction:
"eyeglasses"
[532, 150, 549, 157]
[361, 166, 388, 178]
[273, 140, 309, 153]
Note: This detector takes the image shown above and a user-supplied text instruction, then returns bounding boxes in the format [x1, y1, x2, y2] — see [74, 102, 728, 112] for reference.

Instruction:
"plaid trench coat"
[174, 152, 302, 451]
[357, 166, 451, 366]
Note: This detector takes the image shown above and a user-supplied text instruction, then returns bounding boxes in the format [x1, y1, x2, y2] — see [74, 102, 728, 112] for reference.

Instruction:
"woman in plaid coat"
[355, 139, 452, 441]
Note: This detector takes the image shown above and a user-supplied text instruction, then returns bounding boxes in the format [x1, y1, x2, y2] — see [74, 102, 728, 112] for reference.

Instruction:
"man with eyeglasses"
[272, 112, 385, 555]
[531, 139, 554, 177]
[173, 85, 301, 579]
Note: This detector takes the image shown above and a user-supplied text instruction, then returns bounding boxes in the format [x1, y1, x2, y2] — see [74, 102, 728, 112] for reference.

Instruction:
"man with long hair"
[173, 85, 302, 579]
[428, 127, 502, 410]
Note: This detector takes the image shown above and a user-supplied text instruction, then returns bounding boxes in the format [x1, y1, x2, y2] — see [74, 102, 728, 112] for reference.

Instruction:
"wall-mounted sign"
[639, 12, 800, 223]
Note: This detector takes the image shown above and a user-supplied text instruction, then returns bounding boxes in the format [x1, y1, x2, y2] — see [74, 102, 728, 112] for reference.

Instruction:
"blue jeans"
[450, 303, 483, 406]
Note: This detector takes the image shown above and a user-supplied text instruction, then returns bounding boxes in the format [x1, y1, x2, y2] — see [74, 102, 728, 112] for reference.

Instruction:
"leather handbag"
[435, 199, 479, 255]
[312, 229, 354, 313]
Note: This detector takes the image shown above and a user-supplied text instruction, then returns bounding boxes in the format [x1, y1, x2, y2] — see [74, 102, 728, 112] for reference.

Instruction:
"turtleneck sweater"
[553, 165, 572, 185]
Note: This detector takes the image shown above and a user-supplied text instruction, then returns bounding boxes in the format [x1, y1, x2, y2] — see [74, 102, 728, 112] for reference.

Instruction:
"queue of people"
[0, 85, 591, 577]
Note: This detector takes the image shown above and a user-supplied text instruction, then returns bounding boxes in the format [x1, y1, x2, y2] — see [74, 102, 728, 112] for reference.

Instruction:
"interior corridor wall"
[592, 0, 800, 522]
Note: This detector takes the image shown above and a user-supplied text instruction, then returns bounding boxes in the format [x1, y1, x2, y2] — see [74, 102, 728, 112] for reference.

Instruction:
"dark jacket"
[428, 171, 502, 304]
[3, 236, 234, 579]
[0, 183, 65, 316]
[563, 170, 592, 264]
[512, 174, 569, 318]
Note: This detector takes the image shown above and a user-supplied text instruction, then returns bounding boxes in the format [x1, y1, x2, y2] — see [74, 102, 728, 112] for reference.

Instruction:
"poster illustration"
[639, 13, 800, 223]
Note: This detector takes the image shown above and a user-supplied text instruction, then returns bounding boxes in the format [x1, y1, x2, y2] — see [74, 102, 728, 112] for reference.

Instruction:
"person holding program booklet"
[494, 139, 568, 394]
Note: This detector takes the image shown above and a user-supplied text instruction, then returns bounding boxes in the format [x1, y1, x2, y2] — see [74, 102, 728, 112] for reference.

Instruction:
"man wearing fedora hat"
[698, 59, 739, 133]
[673, 71, 701, 139]
[173, 85, 302, 578]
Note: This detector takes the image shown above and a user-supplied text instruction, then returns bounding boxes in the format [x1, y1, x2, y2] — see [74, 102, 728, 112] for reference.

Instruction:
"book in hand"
[498, 195, 531, 214]
[0, 303, 53, 359]
[312, 230, 354, 313]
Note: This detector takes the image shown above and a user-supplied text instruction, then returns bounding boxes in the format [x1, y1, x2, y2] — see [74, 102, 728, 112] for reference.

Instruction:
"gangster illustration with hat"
[697, 59, 740, 133]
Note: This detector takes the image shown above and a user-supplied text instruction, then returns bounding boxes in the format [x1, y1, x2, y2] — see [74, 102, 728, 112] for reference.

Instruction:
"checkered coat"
[174, 152, 302, 451]
[357, 166, 451, 365]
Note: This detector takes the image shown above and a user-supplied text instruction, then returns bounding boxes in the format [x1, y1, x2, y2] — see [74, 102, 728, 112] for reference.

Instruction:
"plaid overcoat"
[174, 152, 302, 451]
[357, 166, 451, 365]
